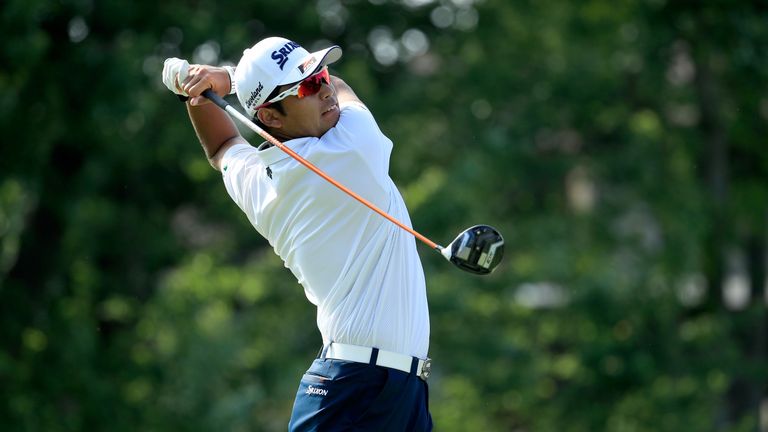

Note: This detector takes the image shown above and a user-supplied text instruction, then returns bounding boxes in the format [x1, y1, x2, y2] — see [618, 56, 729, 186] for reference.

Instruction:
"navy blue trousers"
[288, 357, 433, 431]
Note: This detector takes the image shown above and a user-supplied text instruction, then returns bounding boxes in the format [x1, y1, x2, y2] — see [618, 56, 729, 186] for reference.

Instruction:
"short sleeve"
[221, 143, 263, 216]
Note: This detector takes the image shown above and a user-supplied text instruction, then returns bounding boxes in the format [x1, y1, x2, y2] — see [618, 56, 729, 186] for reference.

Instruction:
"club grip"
[202, 89, 229, 110]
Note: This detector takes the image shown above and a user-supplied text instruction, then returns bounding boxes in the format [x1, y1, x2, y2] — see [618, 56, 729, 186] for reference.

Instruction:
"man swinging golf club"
[163, 36, 436, 431]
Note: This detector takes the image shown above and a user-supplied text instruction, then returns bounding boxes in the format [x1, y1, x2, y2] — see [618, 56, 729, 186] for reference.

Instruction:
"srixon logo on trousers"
[305, 385, 328, 396]
[272, 41, 301, 70]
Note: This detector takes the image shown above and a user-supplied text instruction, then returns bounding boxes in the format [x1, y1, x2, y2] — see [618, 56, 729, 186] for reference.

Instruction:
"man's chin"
[325, 107, 341, 128]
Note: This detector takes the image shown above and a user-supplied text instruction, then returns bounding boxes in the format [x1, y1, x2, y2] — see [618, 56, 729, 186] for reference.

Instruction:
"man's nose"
[318, 81, 334, 99]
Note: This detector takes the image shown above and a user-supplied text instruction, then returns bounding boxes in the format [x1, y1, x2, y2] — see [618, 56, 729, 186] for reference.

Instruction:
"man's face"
[274, 80, 340, 139]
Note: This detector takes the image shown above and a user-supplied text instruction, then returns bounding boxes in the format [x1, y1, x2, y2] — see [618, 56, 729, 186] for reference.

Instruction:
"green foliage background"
[2, 0, 767, 430]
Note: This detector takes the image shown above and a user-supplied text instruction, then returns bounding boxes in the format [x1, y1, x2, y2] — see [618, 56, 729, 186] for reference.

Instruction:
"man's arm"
[330, 75, 364, 107]
[181, 65, 248, 171]
[186, 101, 246, 171]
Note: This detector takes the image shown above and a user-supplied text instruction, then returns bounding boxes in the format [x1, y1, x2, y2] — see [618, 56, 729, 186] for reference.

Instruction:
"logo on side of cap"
[271, 41, 302, 70]
[298, 57, 318, 74]
[245, 82, 264, 109]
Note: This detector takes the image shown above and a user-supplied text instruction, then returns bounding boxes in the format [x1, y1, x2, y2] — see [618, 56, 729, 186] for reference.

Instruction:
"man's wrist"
[223, 66, 236, 95]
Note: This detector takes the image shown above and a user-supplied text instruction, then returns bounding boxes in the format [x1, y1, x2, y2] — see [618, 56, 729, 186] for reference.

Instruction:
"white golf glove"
[162, 57, 190, 96]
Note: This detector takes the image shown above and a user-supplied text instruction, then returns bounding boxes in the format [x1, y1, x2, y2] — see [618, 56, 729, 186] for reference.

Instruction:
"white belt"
[325, 343, 432, 380]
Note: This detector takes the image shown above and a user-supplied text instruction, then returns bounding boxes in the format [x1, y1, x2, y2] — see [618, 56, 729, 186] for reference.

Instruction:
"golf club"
[201, 89, 504, 275]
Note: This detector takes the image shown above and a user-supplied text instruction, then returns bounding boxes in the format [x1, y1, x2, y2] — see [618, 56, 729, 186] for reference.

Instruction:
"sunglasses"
[258, 67, 330, 109]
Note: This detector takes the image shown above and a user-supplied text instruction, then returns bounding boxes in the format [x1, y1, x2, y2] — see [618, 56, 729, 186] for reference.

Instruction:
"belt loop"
[410, 357, 418, 375]
[319, 343, 330, 359]
[369, 347, 380, 365]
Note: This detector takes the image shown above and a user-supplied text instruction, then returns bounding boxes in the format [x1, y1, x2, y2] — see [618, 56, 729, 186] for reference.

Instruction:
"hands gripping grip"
[202, 89, 229, 110]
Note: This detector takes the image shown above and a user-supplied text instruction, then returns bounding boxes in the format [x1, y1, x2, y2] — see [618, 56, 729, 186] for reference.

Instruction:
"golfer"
[162, 36, 433, 431]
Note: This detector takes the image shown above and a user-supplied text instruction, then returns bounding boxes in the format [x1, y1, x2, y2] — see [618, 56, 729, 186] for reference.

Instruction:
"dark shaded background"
[2, 0, 767, 430]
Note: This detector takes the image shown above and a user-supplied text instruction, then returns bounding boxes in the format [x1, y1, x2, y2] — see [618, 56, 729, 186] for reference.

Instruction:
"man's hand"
[162, 59, 232, 106]
[162, 58, 190, 95]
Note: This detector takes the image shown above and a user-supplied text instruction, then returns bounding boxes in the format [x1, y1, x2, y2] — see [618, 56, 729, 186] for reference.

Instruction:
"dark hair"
[252, 87, 286, 130]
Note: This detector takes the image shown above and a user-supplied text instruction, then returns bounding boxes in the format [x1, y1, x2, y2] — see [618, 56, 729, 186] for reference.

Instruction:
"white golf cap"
[234, 37, 342, 118]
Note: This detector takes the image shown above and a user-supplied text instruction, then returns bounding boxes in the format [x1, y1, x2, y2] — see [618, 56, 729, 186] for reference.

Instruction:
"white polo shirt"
[221, 102, 429, 358]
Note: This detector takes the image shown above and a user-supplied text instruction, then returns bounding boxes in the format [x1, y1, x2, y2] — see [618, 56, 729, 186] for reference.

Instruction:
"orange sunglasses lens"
[297, 68, 330, 98]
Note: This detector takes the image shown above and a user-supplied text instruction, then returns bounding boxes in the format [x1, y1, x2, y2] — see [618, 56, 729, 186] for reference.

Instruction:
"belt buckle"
[419, 358, 432, 381]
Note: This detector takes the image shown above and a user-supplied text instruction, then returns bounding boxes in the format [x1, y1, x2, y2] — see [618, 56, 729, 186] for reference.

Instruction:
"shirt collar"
[253, 137, 314, 165]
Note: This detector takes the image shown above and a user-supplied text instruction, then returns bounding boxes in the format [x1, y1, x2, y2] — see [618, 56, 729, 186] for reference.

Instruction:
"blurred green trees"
[1, 0, 766, 431]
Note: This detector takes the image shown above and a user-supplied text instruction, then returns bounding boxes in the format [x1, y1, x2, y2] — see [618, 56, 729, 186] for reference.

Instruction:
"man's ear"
[257, 107, 283, 128]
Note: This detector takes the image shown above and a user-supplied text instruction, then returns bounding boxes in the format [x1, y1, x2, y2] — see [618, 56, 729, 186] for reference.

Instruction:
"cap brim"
[279, 45, 342, 85]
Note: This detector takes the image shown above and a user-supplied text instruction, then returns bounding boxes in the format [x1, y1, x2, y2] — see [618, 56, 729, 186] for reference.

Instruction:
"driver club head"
[440, 225, 505, 275]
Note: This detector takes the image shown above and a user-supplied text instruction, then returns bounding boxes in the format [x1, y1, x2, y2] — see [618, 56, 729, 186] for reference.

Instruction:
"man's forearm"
[187, 101, 241, 162]
[331, 76, 363, 106]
